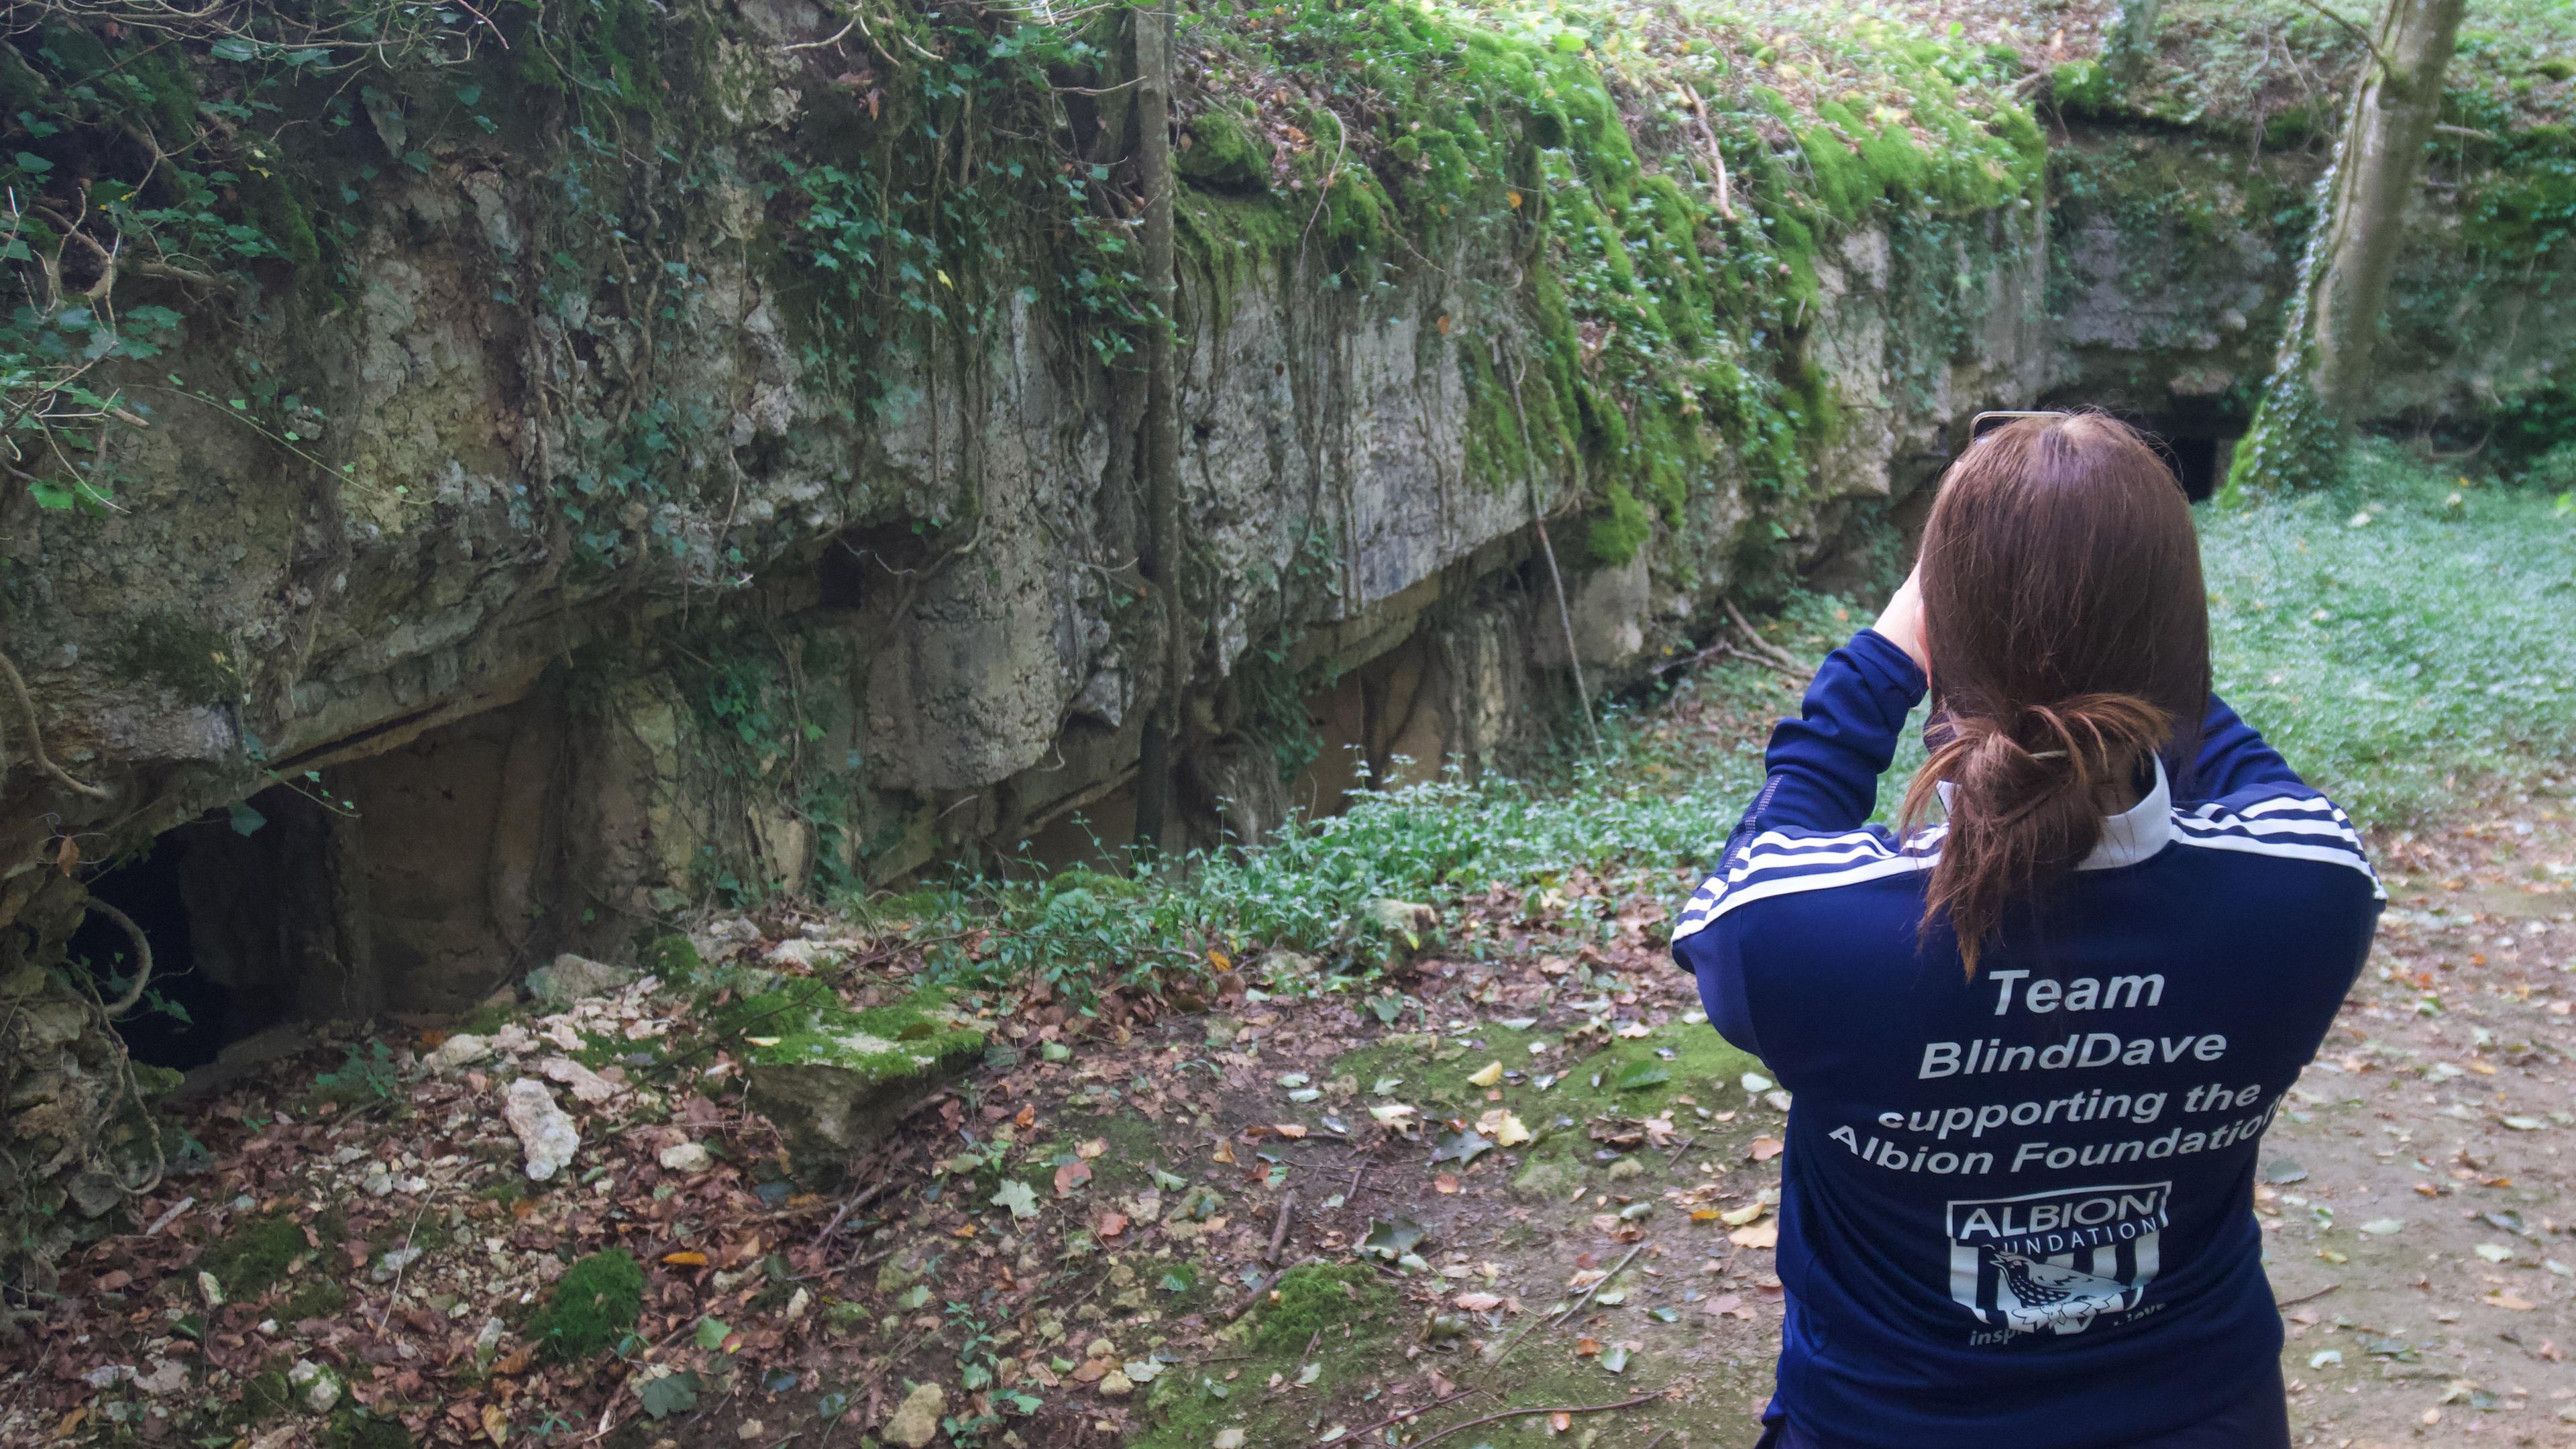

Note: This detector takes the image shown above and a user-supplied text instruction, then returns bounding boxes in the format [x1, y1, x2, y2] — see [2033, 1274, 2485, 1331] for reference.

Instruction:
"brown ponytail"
[1896, 414, 2210, 977]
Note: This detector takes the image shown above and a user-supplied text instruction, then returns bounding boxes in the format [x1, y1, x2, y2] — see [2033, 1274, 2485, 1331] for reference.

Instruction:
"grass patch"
[1133, 1263, 1399, 1447]
[2198, 444, 2576, 826]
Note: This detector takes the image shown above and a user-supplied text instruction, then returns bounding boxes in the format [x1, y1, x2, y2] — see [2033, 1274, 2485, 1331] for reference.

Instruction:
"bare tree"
[2226, 0, 2467, 496]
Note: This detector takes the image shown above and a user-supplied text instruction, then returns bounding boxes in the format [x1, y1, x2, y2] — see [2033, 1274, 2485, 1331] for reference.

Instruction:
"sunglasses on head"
[1968, 409, 2069, 441]
[1961, 409, 2192, 495]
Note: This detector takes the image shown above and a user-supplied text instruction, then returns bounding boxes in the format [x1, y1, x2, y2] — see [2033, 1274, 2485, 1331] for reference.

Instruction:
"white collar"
[1928, 755, 2173, 869]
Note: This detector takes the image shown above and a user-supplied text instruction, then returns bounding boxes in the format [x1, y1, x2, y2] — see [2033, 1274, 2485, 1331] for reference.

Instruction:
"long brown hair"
[1898, 413, 2209, 977]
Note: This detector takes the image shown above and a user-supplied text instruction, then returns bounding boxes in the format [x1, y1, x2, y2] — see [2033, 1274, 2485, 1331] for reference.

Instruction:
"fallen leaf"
[1748, 1136, 1784, 1162]
[1096, 1212, 1128, 1239]
[1055, 1161, 1093, 1197]
[1435, 1175, 1460, 1194]
[661, 1251, 708, 1267]
[1550, 1413, 1572, 1432]
[2484, 1291, 2536, 1311]
[482, 1403, 509, 1445]
[1077, 1138, 1108, 1159]
[1729, 1221, 1779, 1249]
[1574, 1338, 1602, 1357]
[1477, 1109, 1532, 1147]
[1721, 1203, 1766, 1227]
[1273, 1124, 1308, 1140]
[1456, 1292, 1503, 1312]
[1468, 1061, 1504, 1088]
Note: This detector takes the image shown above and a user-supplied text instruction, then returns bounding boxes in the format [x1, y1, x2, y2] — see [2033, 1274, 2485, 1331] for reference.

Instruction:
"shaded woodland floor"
[6, 773, 2569, 1449]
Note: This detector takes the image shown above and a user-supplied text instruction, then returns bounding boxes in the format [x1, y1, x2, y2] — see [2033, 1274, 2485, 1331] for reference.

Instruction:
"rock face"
[0, 10, 2558, 1123]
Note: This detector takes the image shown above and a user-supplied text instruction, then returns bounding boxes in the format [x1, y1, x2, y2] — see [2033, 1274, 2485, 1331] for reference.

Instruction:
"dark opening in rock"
[71, 784, 345, 1070]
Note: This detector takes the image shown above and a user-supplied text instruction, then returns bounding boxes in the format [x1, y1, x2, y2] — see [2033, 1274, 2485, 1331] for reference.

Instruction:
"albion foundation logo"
[1945, 1183, 2170, 1335]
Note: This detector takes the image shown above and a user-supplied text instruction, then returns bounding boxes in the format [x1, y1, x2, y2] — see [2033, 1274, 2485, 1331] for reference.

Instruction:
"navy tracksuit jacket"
[1671, 629, 2381, 1448]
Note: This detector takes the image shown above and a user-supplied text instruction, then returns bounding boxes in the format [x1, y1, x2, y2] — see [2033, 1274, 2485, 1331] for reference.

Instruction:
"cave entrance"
[2032, 399, 2241, 502]
[74, 686, 571, 1073]
[70, 784, 362, 1071]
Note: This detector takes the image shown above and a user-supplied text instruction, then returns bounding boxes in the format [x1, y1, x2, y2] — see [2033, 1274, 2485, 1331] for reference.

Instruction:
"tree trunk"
[2225, 0, 2466, 496]
[1128, 0, 1187, 860]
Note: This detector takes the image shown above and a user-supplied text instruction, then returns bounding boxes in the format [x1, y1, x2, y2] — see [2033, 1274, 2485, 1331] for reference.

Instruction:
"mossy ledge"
[727, 981, 986, 1181]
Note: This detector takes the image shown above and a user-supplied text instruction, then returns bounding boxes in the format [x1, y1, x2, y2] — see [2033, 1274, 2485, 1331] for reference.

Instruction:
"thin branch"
[1405, 1392, 1668, 1449]
[2279, 0, 2394, 76]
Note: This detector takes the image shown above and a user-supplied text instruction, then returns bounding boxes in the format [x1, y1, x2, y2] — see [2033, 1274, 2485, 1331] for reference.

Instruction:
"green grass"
[2200, 443, 2576, 826]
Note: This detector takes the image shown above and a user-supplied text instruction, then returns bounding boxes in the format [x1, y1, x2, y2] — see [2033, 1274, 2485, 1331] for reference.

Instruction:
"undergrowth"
[885, 445, 2575, 1003]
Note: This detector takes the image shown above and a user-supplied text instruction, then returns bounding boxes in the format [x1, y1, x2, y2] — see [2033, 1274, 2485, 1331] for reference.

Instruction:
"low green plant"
[526, 1248, 644, 1362]
[312, 1040, 401, 1108]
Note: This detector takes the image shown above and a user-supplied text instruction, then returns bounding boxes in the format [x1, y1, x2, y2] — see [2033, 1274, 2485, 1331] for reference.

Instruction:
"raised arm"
[2181, 692, 2306, 802]
[1735, 628, 1928, 840]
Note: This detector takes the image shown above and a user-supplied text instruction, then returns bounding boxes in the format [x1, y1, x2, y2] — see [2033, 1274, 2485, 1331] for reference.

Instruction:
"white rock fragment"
[428, 1033, 493, 1070]
[525, 953, 634, 1006]
[372, 1245, 424, 1283]
[288, 1358, 343, 1413]
[658, 1141, 713, 1173]
[504, 1079, 581, 1181]
[539, 1055, 619, 1104]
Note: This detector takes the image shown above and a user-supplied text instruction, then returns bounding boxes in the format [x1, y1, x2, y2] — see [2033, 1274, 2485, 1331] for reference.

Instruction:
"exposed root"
[0, 649, 111, 799]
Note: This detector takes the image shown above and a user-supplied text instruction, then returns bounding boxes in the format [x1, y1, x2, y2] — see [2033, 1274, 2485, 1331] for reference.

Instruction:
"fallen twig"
[813, 1177, 892, 1248]
[1724, 598, 1809, 673]
[1336, 1386, 1490, 1441]
[1553, 1241, 1646, 1328]
[1227, 1255, 1322, 1321]
[1407, 1391, 1668, 1449]
[2275, 1282, 2341, 1309]
[1665, 1136, 1698, 1169]
[1265, 1190, 1296, 1265]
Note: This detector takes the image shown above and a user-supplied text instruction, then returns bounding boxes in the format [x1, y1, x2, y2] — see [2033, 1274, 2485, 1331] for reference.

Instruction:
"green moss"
[639, 932, 703, 981]
[1177, 108, 1271, 191]
[279, 1274, 348, 1322]
[526, 1248, 643, 1362]
[1252, 1263, 1391, 1351]
[1585, 479, 1652, 565]
[106, 612, 239, 701]
[322, 1409, 415, 1449]
[193, 1214, 307, 1301]
[719, 979, 983, 1079]
[221, 1363, 301, 1430]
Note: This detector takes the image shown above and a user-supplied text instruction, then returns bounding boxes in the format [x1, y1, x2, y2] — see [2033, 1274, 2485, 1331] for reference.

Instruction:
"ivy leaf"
[637, 1370, 700, 1420]
[694, 1316, 731, 1351]
[209, 37, 258, 62]
[991, 1179, 1041, 1221]
[1615, 1063, 1671, 1091]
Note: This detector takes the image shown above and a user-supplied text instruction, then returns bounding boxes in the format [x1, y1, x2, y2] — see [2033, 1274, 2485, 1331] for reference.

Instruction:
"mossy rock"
[527, 1248, 643, 1362]
[1176, 109, 1271, 193]
[639, 932, 703, 980]
[733, 982, 985, 1182]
